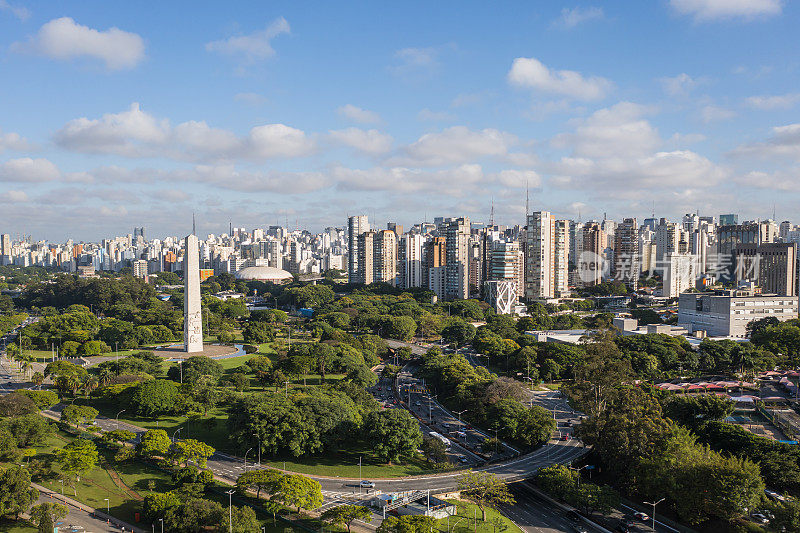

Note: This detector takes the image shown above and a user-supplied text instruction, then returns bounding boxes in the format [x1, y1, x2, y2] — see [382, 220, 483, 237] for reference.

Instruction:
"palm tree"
[98, 368, 113, 387]
[31, 372, 44, 389]
[82, 376, 99, 397]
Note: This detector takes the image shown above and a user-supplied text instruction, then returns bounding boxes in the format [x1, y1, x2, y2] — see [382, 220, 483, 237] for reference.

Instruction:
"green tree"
[441, 320, 476, 346]
[223, 505, 261, 533]
[0, 465, 37, 518]
[29, 502, 68, 533]
[16, 390, 58, 410]
[457, 471, 515, 521]
[364, 409, 423, 464]
[273, 474, 323, 512]
[169, 439, 215, 468]
[6, 414, 53, 447]
[420, 437, 448, 464]
[137, 429, 172, 458]
[143, 491, 181, 520]
[164, 497, 225, 533]
[55, 439, 99, 491]
[131, 379, 180, 417]
[59, 404, 99, 430]
[321, 505, 372, 533]
[376, 515, 436, 533]
[243, 320, 275, 344]
[237, 468, 284, 500]
[167, 356, 223, 383]
[516, 406, 557, 445]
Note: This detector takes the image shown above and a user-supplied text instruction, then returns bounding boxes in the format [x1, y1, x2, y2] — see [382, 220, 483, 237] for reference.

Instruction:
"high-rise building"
[734, 243, 797, 296]
[355, 230, 375, 285]
[0, 234, 10, 265]
[490, 241, 524, 300]
[525, 212, 570, 298]
[656, 220, 680, 269]
[719, 214, 739, 226]
[580, 222, 607, 287]
[445, 217, 470, 299]
[347, 215, 370, 283]
[132, 259, 148, 279]
[614, 218, 639, 290]
[399, 233, 423, 289]
[373, 230, 397, 285]
[663, 252, 697, 297]
[422, 236, 446, 288]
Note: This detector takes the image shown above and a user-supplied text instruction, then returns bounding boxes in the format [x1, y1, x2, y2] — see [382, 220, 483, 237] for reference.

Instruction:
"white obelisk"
[183, 234, 203, 352]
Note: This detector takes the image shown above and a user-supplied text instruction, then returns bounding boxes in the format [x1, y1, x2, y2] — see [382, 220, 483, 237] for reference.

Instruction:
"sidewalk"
[32, 481, 146, 533]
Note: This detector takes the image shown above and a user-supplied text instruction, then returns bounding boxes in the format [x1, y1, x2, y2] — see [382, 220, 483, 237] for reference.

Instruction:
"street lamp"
[570, 465, 589, 488]
[225, 489, 235, 533]
[104, 498, 110, 522]
[643, 498, 665, 532]
[159, 518, 163, 533]
[253, 433, 261, 466]
[453, 409, 468, 429]
[244, 447, 253, 472]
[172, 427, 182, 442]
[115, 409, 126, 430]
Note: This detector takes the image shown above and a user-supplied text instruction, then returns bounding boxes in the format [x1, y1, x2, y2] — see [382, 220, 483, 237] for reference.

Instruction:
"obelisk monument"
[183, 234, 203, 352]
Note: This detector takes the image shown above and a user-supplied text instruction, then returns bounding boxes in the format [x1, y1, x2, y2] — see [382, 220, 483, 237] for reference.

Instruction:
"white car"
[360, 480, 375, 488]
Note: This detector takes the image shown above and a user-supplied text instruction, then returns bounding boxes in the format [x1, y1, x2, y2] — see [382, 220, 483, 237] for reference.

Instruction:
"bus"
[429, 431, 451, 449]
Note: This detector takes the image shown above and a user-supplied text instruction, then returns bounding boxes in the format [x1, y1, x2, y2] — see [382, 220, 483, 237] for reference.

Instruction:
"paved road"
[503, 481, 605, 533]
[34, 492, 124, 533]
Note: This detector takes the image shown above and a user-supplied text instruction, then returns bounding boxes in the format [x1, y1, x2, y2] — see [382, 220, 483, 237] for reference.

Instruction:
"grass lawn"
[258, 450, 435, 479]
[441, 500, 524, 533]
[0, 520, 37, 533]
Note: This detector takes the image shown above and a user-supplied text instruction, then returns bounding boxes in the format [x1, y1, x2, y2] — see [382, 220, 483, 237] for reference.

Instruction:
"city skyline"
[1, 1, 799, 239]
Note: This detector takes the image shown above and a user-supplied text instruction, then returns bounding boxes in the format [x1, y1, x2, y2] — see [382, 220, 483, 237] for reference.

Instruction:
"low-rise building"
[678, 286, 799, 338]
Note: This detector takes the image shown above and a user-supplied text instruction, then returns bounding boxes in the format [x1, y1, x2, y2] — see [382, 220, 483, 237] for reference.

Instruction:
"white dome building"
[234, 266, 294, 284]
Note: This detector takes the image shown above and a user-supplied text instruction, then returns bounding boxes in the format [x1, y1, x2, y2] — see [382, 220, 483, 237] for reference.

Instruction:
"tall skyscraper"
[580, 222, 607, 287]
[347, 215, 370, 283]
[526, 212, 570, 298]
[614, 218, 639, 290]
[355, 230, 375, 285]
[734, 243, 797, 296]
[445, 217, 470, 300]
[399, 233, 423, 289]
[0, 234, 10, 265]
[719, 214, 739, 226]
[374, 230, 398, 285]
[423, 236, 446, 289]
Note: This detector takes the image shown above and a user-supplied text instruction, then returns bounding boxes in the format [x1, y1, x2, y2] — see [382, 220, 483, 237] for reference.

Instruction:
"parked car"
[360, 480, 375, 488]
[633, 511, 650, 522]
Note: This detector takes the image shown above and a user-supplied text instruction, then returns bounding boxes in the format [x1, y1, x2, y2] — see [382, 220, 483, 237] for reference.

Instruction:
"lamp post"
[453, 409, 468, 429]
[253, 433, 261, 466]
[244, 448, 253, 472]
[104, 498, 110, 522]
[284, 380, 290, 395]
[159, 518, 163, 533]
[172, 427, 182, 443]
[115, 409, 126, 430]
[570, 465, 589, 488]
[643, 498, 665, 532]
[225, 489, 235, 533]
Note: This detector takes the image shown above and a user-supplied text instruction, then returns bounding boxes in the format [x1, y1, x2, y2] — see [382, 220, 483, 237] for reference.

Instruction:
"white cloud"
[660, 73, 698, 97]
[0, 129, 31, 152]
[700, 105, 736, 123]
[745, 93, 800, 110]
[54, 103, 315, 161]
[731, 123, 800, 160]
[247, 124, 314, 159]
[0, 0, 29, 21]
[493, 169, 541, 188]
[391, 126, 517, 166]
[507, 57, 612, 101]
[553, 6, 603, 28]
[670, 0, 782, 21]
[0, 157, 60, 182]
[336, 104, 381, 124]
[333, 164, 485, 193]
[0, 190, 29, 203]
[205, 17, 290, 63]
[328, 128, 393, 155]
[192, 164, 327, 194]
[13, 17, 145, 70]
[552, 102, 659, 158]
[735, 169, 798, 191]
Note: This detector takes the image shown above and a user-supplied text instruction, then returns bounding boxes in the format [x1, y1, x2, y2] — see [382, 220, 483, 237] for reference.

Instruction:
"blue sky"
[0, 0, 798, 240]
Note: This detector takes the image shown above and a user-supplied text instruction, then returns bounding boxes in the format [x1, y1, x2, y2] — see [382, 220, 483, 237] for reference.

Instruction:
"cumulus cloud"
[0, 190, 29, 203]
[390, 126, 517, 166]
[336, 104, 381, 124]
[0, 0, 29, 21]
[552, 102, 659, 158]
[13, 17, 145, 70]
[731, 123, 800, 160]
[700, 105, 736, 123]
[0, 157, 61, 182]
[328, 128, 393, 155]
[507, 57, 612, 101]
[660, 73, 699, 97]
[745, 93, 800, 110]
[552, 6, 604, 28]
[205, 17, 290, 63]
[670, 0, 782, 21]
[54, 103, 315, 161]
[0, 129, 31, 152]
